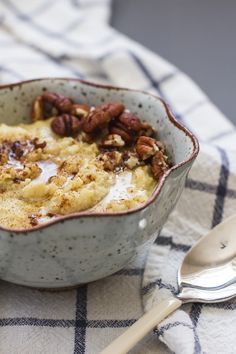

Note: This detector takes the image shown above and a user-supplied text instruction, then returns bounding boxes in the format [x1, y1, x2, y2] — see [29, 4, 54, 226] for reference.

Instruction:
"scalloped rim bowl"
[0, 78, 199, 288]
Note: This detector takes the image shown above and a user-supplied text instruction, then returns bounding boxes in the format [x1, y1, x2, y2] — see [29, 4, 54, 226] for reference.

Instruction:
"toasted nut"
[99, 151, 123, 171]
[70, 104, 90, 118]
[82, 102, 124, 134]
[82, 107, 110, 133]
[32, 96, 44, 122]
[151, 151, 169, 180]
[100, 102, 125, 118]
[153, 140, 165, 151]
[79, 132, 95, 143]
[123, 152, 140, 169]
[136, 136, 160, 160]
[109, 112, 153, 144]
[109, 125, 133, 144]
[11, 141, 26, 159]
[101, 134, 125, 148]
[118, 112, 145, 132]
[42, 92, 73, 113]
[51, 114, 81, 137]
[139, 122, 154, 137]
[31, 92, 74, 122]
[32, 138, 47, 150]
[29, 214, 38, 227]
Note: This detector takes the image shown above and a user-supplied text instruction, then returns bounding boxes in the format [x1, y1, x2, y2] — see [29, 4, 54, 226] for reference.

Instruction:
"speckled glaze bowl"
[0, 78, 199, 289]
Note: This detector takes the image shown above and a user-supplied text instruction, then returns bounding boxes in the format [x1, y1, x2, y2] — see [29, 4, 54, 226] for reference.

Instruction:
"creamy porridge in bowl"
[0, 92, 170, 230]
[0, 78, 198, 288]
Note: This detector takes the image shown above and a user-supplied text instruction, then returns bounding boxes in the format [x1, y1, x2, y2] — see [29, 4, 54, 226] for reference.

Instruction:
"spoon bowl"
[178, 214, 236, 303]
[101, 214, 236, 354]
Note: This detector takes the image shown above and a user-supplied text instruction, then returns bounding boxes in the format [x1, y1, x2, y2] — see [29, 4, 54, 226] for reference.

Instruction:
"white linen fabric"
[0, 1, 236, 353]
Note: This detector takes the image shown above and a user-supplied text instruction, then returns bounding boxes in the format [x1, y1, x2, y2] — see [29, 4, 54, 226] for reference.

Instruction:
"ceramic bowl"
[0, 78, 199, 289]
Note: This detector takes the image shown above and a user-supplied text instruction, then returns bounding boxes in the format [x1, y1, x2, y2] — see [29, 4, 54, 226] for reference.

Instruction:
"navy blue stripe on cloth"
[186, 178, 236, 199]
[74, 286, 87, 354]
[186, 179, 217, 195]
[114, 268, 144, 276]
[142, 279, 177, 296]
[0, 318, 75, 327]
[131, 53, 211, 127]
[128, 52, 166, 99]
[189, 304, 203, 328]
[127, 51, 189, 125]
[0, 317, 137, 328]
[155, 321, 193, 336]
[87, 319, 136, 328]
[155, 319, 201, 354]
[189, 304, 202, 354]
[156, 235, 191, 252]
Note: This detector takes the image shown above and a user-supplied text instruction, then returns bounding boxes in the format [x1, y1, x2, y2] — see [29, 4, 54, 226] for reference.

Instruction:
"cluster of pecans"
[31, 92, 170, 180]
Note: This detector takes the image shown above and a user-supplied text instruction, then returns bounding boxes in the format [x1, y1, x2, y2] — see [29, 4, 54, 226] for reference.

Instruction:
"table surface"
[112, 0, 236, 126]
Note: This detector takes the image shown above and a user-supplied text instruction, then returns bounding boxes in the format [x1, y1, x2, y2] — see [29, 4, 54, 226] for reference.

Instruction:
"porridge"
[0, 92, 170, 229]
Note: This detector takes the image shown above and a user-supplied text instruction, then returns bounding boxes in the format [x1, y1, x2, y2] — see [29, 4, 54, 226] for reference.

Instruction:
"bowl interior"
[0, 78, 195, 165]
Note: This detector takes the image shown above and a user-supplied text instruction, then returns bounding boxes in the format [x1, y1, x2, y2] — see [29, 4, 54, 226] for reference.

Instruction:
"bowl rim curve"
[0, 77, 199, 233]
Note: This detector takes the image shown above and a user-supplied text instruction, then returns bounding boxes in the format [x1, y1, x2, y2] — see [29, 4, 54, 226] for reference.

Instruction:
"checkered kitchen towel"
[0, 1, 236, 353]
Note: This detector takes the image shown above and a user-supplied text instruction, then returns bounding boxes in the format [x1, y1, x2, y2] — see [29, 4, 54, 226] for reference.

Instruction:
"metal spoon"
[101, 214, 236, 354]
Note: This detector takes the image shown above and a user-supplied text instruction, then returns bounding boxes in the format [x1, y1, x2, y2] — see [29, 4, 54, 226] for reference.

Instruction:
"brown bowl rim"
[0, 77, 199, 233]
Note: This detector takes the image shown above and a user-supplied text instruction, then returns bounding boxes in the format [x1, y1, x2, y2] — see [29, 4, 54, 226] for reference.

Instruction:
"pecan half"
[42, 92, 73, 113]
[82, 102, 124, 134]
[101, 134, 125, 148]
[32, 96, 44, 122]
[110, 112, 153, 144]
[151, 151, 169, 180]
[118, 112, 146, 132]
[51, 114, 81, 137]
[31, 93, 74, 122]
[100, 102, 125, 118]
[136, 136, 160, 160]
[109, 125, 133, 144]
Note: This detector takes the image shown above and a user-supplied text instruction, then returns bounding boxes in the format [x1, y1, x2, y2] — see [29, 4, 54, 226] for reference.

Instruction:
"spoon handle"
[100, 297, 182, 354]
